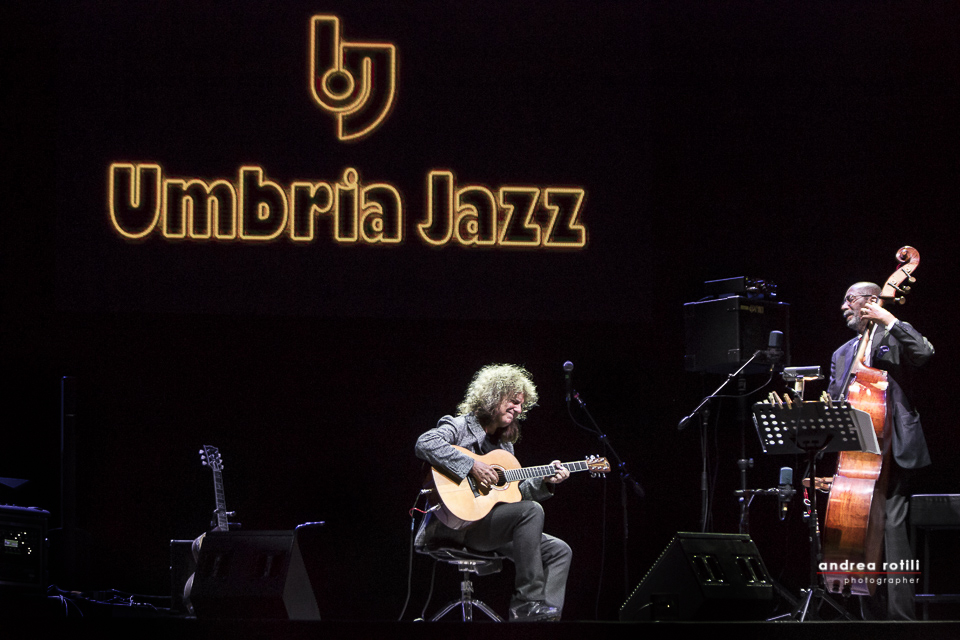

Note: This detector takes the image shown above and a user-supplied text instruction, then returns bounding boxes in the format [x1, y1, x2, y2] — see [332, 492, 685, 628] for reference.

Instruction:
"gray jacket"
[414, 413, 553, 546]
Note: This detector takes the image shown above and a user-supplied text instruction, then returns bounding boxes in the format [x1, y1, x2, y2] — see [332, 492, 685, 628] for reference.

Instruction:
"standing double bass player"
[825, 280, 934, 619]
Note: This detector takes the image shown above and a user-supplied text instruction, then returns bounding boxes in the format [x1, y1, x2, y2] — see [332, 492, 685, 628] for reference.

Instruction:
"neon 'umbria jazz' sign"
[107, 16, 588, 249]
[108, 163, 586, 248]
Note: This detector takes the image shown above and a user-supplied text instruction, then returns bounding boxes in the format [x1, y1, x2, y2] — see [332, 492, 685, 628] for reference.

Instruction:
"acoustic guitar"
[183, 445, 231, 614]
[428, 445, 610, 530]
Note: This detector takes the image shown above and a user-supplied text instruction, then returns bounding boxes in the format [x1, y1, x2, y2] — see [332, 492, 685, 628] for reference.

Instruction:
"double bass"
[820, 246, 919, 596]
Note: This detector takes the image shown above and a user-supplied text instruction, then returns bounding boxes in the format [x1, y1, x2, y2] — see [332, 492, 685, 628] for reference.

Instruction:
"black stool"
[418, 546, 506, 622]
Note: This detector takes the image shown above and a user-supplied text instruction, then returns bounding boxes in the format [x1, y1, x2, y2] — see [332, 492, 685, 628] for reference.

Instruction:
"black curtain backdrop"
[4, 1, 959, 621]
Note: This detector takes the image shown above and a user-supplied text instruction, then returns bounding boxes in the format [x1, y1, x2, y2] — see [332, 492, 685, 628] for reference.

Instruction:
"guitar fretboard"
[212, 467, 228, 531]
[503, 460, 593, 483]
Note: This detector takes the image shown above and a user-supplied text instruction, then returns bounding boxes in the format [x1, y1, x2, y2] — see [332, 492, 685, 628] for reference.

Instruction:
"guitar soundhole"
[495, 469, 506, 487]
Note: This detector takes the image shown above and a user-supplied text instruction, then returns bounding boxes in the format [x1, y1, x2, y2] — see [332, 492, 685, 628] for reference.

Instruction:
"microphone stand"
[567, 389, 644, 603]
[677, 348, 766, 433]
[678, 348, 769, 532]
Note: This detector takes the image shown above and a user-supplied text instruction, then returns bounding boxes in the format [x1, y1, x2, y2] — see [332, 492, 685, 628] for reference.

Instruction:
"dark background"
[4, 0, 959, 620]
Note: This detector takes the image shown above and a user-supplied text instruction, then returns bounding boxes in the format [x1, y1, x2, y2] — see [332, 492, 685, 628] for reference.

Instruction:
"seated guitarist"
[415, 363, 572, 622]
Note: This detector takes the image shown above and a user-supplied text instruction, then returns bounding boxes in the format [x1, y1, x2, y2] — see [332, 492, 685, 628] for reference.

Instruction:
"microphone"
[761, 330, 784, 365]
[778, 466, 794, 521]
[563, 361, 574, 402]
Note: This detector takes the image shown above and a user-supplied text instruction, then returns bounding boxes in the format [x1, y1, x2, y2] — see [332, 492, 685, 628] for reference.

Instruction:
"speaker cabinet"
[684, 296, 790, 373]
[188, 530, 320, 619]
[0, 505, 49, 594]
[620, 532, 773, 621]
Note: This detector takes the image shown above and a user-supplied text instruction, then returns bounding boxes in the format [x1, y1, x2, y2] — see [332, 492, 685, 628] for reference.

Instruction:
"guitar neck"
[212, 468, 229, 531]
[503, 460, 596, 483]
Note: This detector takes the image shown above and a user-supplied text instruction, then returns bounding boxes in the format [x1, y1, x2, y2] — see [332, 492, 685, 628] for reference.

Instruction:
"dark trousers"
[460, 501, 572, 611]
[861, 466, 916, 620]
[884, 467, 916, 620]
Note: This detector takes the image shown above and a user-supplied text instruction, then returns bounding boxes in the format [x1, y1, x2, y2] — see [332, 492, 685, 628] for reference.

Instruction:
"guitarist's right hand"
[470, 459, 500, 488]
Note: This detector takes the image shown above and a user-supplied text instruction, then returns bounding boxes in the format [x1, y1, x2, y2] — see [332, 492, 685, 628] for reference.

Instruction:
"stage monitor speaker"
[683, 296, 789, 373]
[0, 505, 50, 594]
[620, 532, 773, 621]
[188, 530, 320, 619]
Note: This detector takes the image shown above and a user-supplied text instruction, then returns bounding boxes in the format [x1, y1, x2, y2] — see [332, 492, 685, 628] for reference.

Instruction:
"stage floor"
[17, 619, 960, 640]
[7, 590, 959, 638]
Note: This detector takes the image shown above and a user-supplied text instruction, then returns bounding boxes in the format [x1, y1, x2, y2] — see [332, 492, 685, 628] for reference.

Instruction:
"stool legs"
[430, 565, 503, 622]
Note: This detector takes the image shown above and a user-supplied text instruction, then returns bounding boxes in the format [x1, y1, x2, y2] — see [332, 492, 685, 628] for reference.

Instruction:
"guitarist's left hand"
[543, 460, 570, 484]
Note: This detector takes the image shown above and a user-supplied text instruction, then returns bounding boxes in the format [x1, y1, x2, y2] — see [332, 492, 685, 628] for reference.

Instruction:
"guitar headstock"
[586, 455, 611, 476]
[200, 445, 223, 472]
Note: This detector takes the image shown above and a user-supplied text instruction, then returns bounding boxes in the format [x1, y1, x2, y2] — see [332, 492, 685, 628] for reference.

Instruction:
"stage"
[6, 583, 960, 639]
[11, 617, 960, 640]
[4, 2, 960, 634]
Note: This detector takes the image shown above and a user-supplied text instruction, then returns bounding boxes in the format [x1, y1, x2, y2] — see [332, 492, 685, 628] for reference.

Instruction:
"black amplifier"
[0, 505, 50, 593]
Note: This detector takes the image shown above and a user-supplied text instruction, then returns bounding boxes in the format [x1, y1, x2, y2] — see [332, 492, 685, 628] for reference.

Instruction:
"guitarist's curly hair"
[457, 364, 539, 436]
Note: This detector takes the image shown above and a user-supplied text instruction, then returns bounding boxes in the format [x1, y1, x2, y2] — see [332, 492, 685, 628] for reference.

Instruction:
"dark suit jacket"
[827, 321, 934, 469]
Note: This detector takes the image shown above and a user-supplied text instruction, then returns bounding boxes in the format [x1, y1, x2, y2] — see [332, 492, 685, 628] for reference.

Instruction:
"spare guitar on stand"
[183, 445, 236, 615]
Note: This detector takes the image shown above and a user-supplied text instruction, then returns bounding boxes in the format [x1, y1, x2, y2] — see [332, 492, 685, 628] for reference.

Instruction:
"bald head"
[850, 282, 881, 297]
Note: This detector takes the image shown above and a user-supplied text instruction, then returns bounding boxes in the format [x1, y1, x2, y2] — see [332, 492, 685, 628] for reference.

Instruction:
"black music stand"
[751, 400, 878, 621]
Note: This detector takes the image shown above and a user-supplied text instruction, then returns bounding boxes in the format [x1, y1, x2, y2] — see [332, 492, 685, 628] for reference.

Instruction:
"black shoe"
[509, 601, 560, 622]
